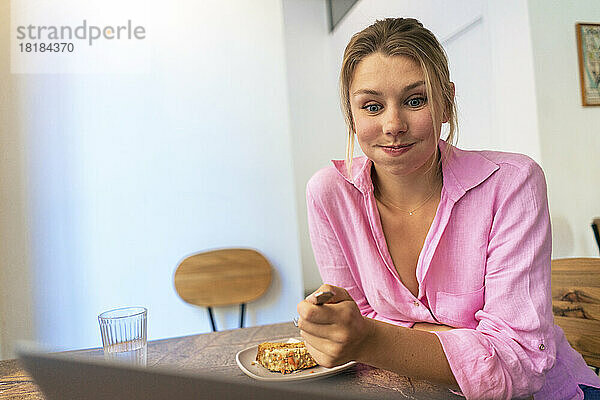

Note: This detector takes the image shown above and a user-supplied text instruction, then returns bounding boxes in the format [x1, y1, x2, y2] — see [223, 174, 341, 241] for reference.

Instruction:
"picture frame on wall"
[576, 22, 600, 106]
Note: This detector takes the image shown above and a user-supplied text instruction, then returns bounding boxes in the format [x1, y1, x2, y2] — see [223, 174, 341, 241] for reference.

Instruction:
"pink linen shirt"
[306, 140, 600, 400]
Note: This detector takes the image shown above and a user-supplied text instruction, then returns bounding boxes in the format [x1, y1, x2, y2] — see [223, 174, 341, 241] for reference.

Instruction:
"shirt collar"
[438, 140, 499, 202]
[331, 156, 373, 194]
[331, 139, 499, 202]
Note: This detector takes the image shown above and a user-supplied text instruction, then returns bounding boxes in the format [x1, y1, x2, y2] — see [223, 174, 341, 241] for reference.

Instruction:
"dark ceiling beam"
[326, 0, 359, 32]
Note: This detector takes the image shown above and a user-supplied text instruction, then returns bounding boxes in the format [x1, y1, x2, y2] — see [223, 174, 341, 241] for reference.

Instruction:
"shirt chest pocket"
[434, 286, 485, 328]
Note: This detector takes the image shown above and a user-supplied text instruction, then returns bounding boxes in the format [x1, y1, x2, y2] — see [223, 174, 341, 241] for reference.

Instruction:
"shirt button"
[539, 344, 545, 351]
[413, 300, 420, 307]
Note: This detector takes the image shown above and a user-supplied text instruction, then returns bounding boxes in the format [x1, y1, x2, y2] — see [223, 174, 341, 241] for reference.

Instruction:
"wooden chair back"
[174, 248, 272, 331]
[551, 257, 600, 369]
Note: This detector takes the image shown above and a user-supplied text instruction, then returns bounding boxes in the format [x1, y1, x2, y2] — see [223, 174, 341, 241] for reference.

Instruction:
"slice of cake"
[255, 341, 317, 374]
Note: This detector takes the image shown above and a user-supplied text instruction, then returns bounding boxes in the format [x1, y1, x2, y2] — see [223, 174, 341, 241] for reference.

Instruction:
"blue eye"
[407, 97, 426, 108]
[363, 104, 382, 113]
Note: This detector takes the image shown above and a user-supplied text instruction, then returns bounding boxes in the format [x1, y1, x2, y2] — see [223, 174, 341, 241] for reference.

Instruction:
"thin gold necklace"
[374, 182, 441, 216]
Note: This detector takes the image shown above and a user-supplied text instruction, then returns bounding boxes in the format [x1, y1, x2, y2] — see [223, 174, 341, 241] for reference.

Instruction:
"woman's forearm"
[412, 322, 454, 332]
[356, 318, 459, 389]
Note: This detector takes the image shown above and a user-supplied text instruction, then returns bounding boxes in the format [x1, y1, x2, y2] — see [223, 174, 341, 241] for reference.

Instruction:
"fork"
[293, 291, 334, 327]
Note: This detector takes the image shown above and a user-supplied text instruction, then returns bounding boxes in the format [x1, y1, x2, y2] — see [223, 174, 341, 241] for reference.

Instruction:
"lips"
[380, 143, 414, 149]
[379, 142, 414, 156]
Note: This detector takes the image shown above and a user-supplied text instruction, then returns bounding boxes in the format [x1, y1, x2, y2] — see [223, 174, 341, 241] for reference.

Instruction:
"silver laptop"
[18, 346, 394, 400]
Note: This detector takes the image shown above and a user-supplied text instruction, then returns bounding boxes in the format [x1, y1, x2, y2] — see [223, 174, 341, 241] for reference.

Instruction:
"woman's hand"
[296, 284, 373, 368]
[297, 285, 459, 388]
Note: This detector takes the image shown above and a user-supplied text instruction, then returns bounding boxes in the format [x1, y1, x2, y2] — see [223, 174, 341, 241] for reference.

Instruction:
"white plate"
[235, 338, 356, 382]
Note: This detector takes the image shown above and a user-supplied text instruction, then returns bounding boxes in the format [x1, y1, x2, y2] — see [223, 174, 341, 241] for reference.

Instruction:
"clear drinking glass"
[98, 306, 147, 366]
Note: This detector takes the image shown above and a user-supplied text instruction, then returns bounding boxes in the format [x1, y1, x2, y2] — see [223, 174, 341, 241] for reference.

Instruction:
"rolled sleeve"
[434, 161, 556, 399]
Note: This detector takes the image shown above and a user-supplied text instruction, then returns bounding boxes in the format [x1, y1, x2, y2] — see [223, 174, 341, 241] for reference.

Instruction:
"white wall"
[285, 0, 543, 294]
[474, 0, 541, 161]
[0, 0, 36, 358]
[282, 0, 346, 293]
[1, 0, 304, 357]
[528, 0, 600, 258]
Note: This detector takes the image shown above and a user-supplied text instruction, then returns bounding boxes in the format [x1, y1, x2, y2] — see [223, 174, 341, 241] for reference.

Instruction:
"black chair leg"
[207, 304, 246, 331]
[240, 303, 246, 328]
[207, 307, 217, 332]
[592, 223, 600, 255]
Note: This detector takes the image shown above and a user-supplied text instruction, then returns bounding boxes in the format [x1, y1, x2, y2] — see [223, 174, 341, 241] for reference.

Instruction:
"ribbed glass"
[98, 306, 147, 366]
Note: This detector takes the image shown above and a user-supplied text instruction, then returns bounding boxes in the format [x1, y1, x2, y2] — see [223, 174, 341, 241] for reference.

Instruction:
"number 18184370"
[19, 42, 74, 52]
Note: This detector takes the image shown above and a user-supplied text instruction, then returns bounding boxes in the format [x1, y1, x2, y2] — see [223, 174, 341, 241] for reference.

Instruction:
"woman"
[297, 18, 600, 400]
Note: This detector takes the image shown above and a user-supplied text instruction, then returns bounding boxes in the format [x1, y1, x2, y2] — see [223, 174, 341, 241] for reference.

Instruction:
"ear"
[442, 82, 455, 124]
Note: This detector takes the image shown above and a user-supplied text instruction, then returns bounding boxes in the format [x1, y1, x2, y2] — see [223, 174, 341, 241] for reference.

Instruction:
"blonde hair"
[340, 18, 457, 177]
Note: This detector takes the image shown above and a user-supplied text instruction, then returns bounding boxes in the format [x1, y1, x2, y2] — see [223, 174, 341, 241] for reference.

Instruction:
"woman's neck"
[372, 156, 443, 209]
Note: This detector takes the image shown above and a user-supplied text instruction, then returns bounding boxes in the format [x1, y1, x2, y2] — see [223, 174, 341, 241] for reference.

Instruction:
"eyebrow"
[352, 80, 426, 97]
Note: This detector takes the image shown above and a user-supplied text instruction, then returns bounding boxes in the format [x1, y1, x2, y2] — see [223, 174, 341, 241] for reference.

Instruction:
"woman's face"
[349, 53, 440, 178]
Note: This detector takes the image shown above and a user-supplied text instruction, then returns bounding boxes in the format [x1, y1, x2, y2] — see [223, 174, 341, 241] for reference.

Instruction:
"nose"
[382, 107, 407, 136]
